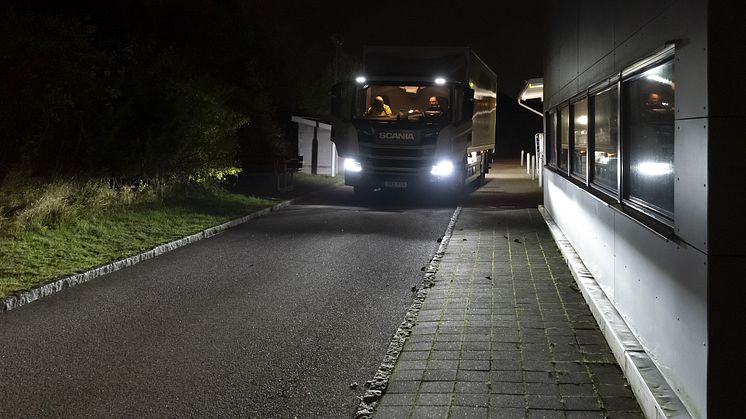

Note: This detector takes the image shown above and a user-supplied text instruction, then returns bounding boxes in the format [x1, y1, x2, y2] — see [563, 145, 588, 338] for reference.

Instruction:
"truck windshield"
[356, 84, 450, 121]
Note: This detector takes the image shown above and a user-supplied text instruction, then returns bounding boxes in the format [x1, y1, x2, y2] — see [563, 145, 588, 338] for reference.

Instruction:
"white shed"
[291, 116, 339, 176]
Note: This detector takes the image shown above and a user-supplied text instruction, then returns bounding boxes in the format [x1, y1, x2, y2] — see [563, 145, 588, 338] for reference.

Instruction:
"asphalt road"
[0, 184, 457, 418]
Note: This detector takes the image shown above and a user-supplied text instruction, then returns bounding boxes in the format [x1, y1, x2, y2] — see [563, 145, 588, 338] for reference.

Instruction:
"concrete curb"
[355, 206, 462, 419]
[538, 205, 691, 419]
[1, 196, 304, 315]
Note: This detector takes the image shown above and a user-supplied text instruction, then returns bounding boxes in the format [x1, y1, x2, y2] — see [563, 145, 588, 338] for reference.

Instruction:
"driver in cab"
[366, 95, 392, 116]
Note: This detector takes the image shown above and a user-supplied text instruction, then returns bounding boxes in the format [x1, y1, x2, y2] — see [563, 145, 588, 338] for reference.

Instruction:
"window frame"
[543, 44, 676, 231]
[569, 95, 590, 183]
[620, 46, 676, 225]
[588, 81, 621, 197]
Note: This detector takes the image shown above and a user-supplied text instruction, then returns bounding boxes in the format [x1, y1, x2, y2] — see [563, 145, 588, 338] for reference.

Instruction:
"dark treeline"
[0, 0, 352, 187]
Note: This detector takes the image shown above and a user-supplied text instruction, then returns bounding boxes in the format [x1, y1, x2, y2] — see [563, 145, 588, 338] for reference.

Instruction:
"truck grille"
[358, 127, 439, 174]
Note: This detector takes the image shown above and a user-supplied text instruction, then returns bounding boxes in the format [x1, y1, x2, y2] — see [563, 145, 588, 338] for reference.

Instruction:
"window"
[592, 88, 619, 191]
[559, 106, 569, 171]
[547, 111, 557, 166]
[571, 99, 588, 179]
[622, 59, 675, 216]
[356, 84, 450, 121]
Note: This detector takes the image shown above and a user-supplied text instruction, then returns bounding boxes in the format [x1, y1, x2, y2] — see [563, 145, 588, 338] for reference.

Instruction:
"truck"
[330, 46, 497, 197]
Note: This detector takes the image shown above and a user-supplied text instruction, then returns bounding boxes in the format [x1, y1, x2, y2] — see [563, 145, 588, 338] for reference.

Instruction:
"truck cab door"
[460, 87, 475, 124]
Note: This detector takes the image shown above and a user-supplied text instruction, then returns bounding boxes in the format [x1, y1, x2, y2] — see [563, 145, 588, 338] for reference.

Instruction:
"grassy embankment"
[0, 174, 340, 299]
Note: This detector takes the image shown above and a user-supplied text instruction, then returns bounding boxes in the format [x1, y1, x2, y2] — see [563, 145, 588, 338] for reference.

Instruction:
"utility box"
[291, 116, 339, 176]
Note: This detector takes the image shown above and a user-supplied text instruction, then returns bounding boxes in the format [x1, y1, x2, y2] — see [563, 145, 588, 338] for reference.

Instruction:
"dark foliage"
[0, 0, 341, 186]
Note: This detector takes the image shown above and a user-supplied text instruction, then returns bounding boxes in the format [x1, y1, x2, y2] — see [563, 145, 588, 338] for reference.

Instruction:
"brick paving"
[370, 162, 643, 419]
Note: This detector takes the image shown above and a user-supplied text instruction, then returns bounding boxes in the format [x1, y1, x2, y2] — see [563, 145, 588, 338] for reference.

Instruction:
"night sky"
[249, 1, 546, 97]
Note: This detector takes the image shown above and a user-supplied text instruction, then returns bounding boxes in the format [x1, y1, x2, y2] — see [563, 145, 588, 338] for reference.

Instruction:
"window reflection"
[560, 106, 569, 171]
[572, 99, 588, 179]
[623, 60, 675, 215]
[592, 88, 619, 191]
[547, 111, 557, 166]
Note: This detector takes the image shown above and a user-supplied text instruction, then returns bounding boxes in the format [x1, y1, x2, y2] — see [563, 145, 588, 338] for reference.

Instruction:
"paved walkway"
[369, 161, 643, 419]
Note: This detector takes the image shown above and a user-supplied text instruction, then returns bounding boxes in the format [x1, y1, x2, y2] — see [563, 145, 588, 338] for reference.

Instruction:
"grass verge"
[0, 173, 341, 299]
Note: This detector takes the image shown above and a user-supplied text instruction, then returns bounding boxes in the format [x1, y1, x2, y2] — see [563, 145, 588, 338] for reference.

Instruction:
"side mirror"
[461, 88, 475, 123]
[331, 81, 356, 122]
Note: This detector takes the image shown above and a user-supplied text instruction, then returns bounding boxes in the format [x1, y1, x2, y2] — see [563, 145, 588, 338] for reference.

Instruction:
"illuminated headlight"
[344, 158, 362, 172]
[434, 77, 446, 85]
[355, 76, 366, 83]
[430, 160, 454, 176]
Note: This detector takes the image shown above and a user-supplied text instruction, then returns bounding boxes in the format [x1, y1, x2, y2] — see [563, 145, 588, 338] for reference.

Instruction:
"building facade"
[541, 1, 745, 417]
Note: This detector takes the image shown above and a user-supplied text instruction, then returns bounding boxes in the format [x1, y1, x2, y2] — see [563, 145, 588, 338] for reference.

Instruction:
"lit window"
[559, 106, 569, 171]
[572, 99, 588, 179]
[592, 88, 619, 192]
[622, 59, 675, 216]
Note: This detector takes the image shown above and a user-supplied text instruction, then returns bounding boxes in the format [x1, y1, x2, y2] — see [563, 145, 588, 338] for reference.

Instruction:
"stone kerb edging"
[538, 206, 691, 419]
[1, 199, 297, 314]
[355, 206, 462, 419]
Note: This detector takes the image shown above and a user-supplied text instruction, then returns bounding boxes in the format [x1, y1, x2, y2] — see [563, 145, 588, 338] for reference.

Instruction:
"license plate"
[384, 181, 408, 188]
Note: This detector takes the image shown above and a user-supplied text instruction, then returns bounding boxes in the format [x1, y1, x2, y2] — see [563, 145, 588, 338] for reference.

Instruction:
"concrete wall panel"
[674, 119, 708, 252]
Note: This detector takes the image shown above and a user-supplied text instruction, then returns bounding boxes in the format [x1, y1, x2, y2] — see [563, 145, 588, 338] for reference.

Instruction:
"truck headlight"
[430, 160, 454, 176]
[344, 158, 362, 172]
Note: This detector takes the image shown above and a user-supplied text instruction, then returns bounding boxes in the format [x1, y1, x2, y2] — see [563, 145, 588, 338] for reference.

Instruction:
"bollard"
[531, 156, 535, 180]
[538, 155, 543, 187]
[520, 150, 524, 166]
[526, 153, 531, 175]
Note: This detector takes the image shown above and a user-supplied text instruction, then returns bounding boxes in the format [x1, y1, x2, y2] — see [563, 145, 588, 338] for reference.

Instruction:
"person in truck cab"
[424, 96, 443, 117]
[366, 96, 392, 116]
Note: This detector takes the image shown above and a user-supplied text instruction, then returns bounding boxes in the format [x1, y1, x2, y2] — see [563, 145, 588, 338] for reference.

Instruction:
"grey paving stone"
[396, 360, 428, 370]
[489, 394, 526, 408]
[428, 360, 459, 370]
[555, 371, 593, 384]
[524, 370, 556, 383]
[450, 406, 489, 419]
[462, 351, 491, 360]
[419, 381, 454, 393]
[490, 381, 525, 395]
[526, 394, 564, 410]
[492, 359, 522, 370]
[453, 393, 490, 407]
[423, 369, 458, 381]
[558, 383, 596, 397]
[490, 370, 524, 382]
[602, 411, 644, 419]
[399, 350, 430, 361]
[404, 341, 435, 351]
[433, 341, 462, 351]
[488, 407, 526, 419]
[416, 392, 453, 406]
[431, 350, 461, 359]
[524, 382, 560, 396]
[378, 393, 418, 406]
[372, 405, 411, 419]
[409, 405, 450, 418]
[602, 397, 641, 411]
[460, 360, 491, 371]
[564, 412, 605, 419]
[527, 408, 566, 418]
[491, 350, 522, 360]
[455, 381, 491, 394]
[392, 369, 425, 381]
[596, 384, 634, 397]
[562, 396, 602, 411]
[385, 380, 420, 394]
[457, 370, 490, 382]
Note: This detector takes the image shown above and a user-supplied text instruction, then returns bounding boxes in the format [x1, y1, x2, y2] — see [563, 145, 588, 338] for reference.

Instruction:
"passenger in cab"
[424, 96, 443, 117]
[366, 96, 392, 116]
